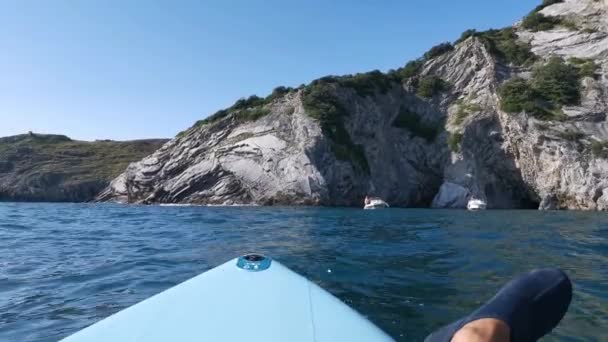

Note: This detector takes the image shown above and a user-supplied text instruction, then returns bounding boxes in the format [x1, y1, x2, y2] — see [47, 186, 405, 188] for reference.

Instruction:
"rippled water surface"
[0, 203, 606, 341]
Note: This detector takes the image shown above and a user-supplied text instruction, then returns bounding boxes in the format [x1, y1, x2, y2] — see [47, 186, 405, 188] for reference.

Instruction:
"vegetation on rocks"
[303, 53, 455, 99]
[190, 86, 299, 131]
[336, 71, 393, 97]
[393, 107, 442, 142]
[238, 107, 271, 121]
[423, 42, 454, 60]
[532, 57, 580, 105]
[454, 29, 478, 45]
[532, 0, 563, 13]
[522, 12, 562, 31]
[522, 0, 576, 32]
[591, 140, 608, 159]
[0, 133, 166, 201]
[388, 42, 454, 82]
[302, 82, 369, 173]
[193, 95, 273, 128]
[296, 40, 458, 166]
[184, 36, 461, 169]
[557, 129, 585, 141]
[416, 76, 449, 98]
[302, 83, 347, 123]
[480, 28, 535, 66]
[266, 86, 294, 102]
[456, 28, 536, 66]
[395, 60, 424, 80]
[500, 57, 581, 120]
[447, 132, 463, 152]
[500, 78, 541, 114]
[582, 27, 598, 34]
[560, 20, 579, 31]
[453, 101, 483, 126]
[522, 11, 578, 32]
[569, 57, 599, 79]
[535, 122, 550, 131]
[304, 71, 394, 99]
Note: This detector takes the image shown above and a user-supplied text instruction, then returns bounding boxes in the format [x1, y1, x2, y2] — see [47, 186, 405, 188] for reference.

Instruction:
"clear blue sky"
[0, 0, 538, 141]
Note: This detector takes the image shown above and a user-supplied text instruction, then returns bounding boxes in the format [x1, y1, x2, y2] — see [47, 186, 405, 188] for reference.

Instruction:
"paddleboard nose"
[236, 254, 272, 272]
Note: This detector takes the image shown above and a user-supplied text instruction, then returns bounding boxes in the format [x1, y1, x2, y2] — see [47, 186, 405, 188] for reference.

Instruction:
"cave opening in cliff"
[520, 197, 540, 210]
[484, 183, 540, 210]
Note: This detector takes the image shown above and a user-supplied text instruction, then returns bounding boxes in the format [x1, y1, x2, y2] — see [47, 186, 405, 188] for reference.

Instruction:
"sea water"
[0, 203, 606, 341]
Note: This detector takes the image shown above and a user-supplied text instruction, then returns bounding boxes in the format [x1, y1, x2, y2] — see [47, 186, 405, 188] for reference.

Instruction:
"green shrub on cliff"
[416, 76, 449, 98]
[232, 95, 266, 110]
[500, 57, 580, 120]
[579, 62, 598, 79]
[394, 60, 424, 80]
[302, 82, 369, 173]
[533, 0, 563, 13]
[338, 70, 394, 97]
[478, 28, 536, 66]
[266, 86, 294, 102]
[557, 129, 585, 141]
[455, 27, 536, 66]
[583, 27, 598, 34]
[393, 107, 441, 142]
[522, 12, 577, 32]
[532, 57, 580, 106]
[424, 42, 454, 60]
[499, 78, 558, 120]
[500, 78, 540, 113]
[522, 12, 561, 31]
[301, 82, 347, 123]
[570, 57, 599, 79]
[190, 86, 299, 130]
[447, 132, 463, 152]
[390, 42, 453, 82]
[591, 141, 608, 159]
[332, 143, 369, 174]
[455, 29, 478, 45]
[453, 102, 482, 126]
[193, 94, 277, 128]
[306, 71, 394, 98]
[237, 107, 271, 121]
[500, 79, 561, 120]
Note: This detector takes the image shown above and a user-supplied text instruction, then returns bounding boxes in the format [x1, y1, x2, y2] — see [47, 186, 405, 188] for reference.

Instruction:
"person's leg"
[425, 268, 572, 342]
[451, 319, 510, 342]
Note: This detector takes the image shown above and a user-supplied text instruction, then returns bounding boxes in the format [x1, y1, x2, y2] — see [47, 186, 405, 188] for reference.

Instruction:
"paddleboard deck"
[61, 254, 394, 341]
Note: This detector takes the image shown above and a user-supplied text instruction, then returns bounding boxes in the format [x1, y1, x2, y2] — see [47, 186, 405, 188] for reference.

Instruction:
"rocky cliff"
[98, 0, 608, 210]
[0, 133, 167, 202]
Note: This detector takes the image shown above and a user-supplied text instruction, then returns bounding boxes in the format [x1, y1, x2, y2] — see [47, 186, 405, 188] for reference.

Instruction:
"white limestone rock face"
[96, 84, 449, 207]
[99, 0, 608, 210]
[500, 0, 608, 210]
[431, 183, 470, 209]
[97, 94, 331, 205]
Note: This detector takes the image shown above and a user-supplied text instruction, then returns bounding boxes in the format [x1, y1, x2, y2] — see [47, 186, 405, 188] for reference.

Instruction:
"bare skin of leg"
[451, 318, 510, 342]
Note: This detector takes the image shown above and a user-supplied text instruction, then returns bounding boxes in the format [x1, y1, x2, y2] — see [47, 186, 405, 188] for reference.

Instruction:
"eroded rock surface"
[99, 0, 608, 210]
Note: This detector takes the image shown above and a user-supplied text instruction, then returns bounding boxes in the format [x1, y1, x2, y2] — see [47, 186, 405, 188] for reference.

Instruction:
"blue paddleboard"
[61, 254, 394, 342]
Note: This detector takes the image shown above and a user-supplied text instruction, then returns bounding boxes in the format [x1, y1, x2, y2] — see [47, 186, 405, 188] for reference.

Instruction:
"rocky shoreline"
[0, 133, 167, 202]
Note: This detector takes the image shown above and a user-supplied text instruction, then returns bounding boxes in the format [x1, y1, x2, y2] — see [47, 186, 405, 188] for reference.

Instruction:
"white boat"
[467, 199, 487, 211]
[364, 198, 390, 210]
[60, 254, 394, 342]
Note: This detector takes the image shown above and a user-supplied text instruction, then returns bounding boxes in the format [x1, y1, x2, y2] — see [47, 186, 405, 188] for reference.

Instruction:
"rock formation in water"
[98, 0, 608, 210]
[0, 133, 167, 202]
